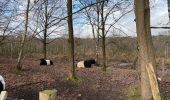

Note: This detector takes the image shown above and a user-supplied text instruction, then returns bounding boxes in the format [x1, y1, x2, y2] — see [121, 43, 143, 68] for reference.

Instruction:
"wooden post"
[39, 89, 57, 100]
[161, 57, 165, 77]
[146, 63, 161, 100]
[167, 44, 169, 58]
[165, 43, 167, 58]
[0, 91, 8, 100]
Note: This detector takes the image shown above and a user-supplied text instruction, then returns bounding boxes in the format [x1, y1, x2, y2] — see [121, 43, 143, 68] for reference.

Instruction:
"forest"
[0, 0, 170, 100]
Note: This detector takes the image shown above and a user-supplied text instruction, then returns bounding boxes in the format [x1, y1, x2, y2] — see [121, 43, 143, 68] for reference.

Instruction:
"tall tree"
[77, 0, 101, 62]
[99, 0, 131, 71]
[135, 0, 156, 99]
[32, 0, 66, 59]
[168, 0, 170, 20]
[43, 0, 48, 59]
[100, 1, 107, 71]
[96, 0, 100, 63]
[67, 0, 76, 79]
[78, 0, 132, 71]
[16, 0, 30, 70]
[0, 0, 16, 45]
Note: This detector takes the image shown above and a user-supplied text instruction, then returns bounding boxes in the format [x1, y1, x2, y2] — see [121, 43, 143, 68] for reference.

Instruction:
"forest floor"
[0, 57, 170, 100]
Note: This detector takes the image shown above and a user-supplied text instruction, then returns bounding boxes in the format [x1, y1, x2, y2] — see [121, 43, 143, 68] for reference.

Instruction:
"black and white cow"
[77, 58, 96, 68]
[0, 75, 5, 93]
[40, 58, 53, 65]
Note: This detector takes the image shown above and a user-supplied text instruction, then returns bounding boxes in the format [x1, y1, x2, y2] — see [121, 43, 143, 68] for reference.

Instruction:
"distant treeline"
[0, 35, 169, 61]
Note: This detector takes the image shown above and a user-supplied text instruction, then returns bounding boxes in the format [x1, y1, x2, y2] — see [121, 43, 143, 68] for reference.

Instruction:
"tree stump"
[0, 91, 8, 100]
[39, 89, 57, 100]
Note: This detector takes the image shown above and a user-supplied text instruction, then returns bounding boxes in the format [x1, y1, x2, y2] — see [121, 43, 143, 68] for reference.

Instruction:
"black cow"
[77, 58, 97, 68]
[40, 58, 53, 65]
[0, 75, 5, 93]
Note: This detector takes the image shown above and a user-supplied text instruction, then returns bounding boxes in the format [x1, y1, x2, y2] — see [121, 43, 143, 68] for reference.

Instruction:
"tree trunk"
[96, 0, 100, 63]
[168, 0, 170, 20]
[101, 2, 106, 71]
[135, 0, 156, 99]
[16, 0, 30, 70]
[43, 0, 48, 59]
[67, 0, 76, 79]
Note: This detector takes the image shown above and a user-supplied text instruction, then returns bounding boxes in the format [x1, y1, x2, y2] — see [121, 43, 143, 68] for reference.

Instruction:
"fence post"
[39, 89, 57, 100]
[161, 57, 165, 77]
[146, 63, 161, 100]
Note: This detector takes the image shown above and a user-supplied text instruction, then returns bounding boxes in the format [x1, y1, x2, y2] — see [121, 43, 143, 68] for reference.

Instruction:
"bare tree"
[168, 0, 170, 21]
[43, 0, 48, 59]
[78, 0, 132, 71]
[67, 0, 76, 79]
[100, 0, 107, 71]
[96, 0, 100, 62]
[16, 0, 30, 70]
[78, 0, 101, 62]
[135, 0, 156, 99]
[32, 0, 66, 59]
[0, 0, 16, 45]
[99, 0, 132, 71]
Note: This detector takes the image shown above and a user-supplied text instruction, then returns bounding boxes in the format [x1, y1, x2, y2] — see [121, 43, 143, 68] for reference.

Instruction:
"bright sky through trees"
[0, 0, 169, 38]
[74, 0, 169, 37]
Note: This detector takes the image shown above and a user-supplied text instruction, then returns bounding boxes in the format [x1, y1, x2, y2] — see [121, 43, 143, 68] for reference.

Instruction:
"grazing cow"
[0, 75, 5, 93]
[77, 58, 96, 68]
[40, 58, 53, 65]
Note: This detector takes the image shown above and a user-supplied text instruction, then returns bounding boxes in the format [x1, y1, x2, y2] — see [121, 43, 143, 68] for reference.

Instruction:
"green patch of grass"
[66, 76, 82, 84]
[41, 89, 57, 95]
[14, 67, 23, 74]
[125, 85, 166, 100]
[160, 92, 169, 100]
[124, 85, 140, 100]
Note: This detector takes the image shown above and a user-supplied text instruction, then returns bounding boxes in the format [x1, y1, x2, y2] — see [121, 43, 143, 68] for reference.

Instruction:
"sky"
[3, 0, 169, 38]
[74, 0, 170, 37]
[121, 0, 169, 36]
[119, 0, 170, 36]
[150, 0, 170, 35]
